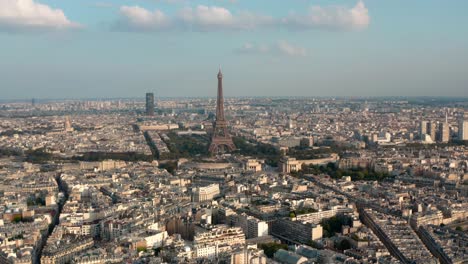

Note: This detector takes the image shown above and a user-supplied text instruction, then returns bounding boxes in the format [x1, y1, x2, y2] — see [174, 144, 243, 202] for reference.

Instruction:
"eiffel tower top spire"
[216, 68, 225, 121]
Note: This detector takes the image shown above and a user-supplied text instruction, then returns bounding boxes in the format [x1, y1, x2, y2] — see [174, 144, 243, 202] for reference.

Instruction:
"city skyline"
[0, 93, 466, 263]
[1, 0, 468, 99]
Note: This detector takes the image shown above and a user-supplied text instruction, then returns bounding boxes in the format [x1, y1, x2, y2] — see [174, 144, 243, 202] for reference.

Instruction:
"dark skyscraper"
[438, 122, 450, 143]
[146, 92, 154, 116]
[209, 69, 236, 154]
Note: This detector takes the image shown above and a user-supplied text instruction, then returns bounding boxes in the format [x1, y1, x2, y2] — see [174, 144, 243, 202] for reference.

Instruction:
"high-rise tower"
[209, 69, 236, 154]
[438, 122, 450, 143]
[459, 114, 468, 141]
[146, 92, 154, 116]
[419, 120, 429, 139]
[428, 121, 437, 141]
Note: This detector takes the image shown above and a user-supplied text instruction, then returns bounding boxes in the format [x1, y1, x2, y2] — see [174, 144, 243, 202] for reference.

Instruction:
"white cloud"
[235, 41, 307, 57]
[277, 41, 307, 57]
[115, 1, 369, 32]
[0, 0, 80, 32]
[235, 11, 274, 30]
[178, 5, 234, 29]
[283, 0, 370, 30]
[119, 6, 170, 30]
[115, 4, 272, 31]
[182, 6, 273, 30]
[235, 42, 269, 54]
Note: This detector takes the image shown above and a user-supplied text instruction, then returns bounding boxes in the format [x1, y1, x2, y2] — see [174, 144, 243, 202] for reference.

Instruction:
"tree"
[259, 243, 288, 258]
[137, 246, 147, 253]
[13, 216, 22, 223]
[336, 239, 352, 250]
[306, 240, 323, 249]
[159, 161, 178, 175]
[233, 137, 281, 166]
[320, 214, 352, 237]
[153, 247, 162, 256]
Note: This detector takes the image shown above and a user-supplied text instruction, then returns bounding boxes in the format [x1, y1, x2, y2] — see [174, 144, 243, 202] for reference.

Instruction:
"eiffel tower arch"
[209, 69, 236, 154]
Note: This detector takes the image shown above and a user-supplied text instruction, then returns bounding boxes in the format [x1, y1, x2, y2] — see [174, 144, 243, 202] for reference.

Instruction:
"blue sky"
[0, 0, 467, 99]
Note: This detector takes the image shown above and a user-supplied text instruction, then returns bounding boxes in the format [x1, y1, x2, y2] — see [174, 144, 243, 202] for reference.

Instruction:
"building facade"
[192, 184, 220, 203]
[271, 219, 323, 244]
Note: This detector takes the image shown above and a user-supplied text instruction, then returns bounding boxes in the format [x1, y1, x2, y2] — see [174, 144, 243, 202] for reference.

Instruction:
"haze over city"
[1, 0, 468, 99]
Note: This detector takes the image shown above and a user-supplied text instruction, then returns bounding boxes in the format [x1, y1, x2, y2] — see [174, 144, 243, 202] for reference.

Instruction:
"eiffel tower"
[208, 69, 236, 154]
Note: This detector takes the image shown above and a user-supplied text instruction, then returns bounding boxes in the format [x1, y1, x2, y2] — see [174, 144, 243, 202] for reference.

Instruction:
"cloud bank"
[0, 0, 80, 32]
[283, 0, 370, 30]
[115, 4, 273, 31]
[115, 1, 369, 32]
[118, 5, 170, 31]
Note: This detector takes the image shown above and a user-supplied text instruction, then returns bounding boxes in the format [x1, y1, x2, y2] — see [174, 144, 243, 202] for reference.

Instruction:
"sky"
[0, 0, 467, 99]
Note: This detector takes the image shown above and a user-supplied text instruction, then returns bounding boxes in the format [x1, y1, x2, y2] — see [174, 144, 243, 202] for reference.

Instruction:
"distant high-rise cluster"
[146, 92, 154, 116]
[459, 117, 468, 141]
[419, 121, 439, 143]
[419, 111, 468, 143]
[419, 118, 451, 143]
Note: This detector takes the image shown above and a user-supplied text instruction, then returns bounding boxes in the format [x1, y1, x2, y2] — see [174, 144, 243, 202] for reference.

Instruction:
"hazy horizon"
[3, 96, 468, 104]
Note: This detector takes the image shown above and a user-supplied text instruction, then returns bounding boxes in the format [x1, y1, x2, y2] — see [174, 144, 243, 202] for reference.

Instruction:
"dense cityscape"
[2, 0, 468, 262]
[0, 70, 466, 264]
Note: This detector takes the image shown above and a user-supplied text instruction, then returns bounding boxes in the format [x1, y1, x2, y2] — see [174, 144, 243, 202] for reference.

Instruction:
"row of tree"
[294, 162, 391, 181]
